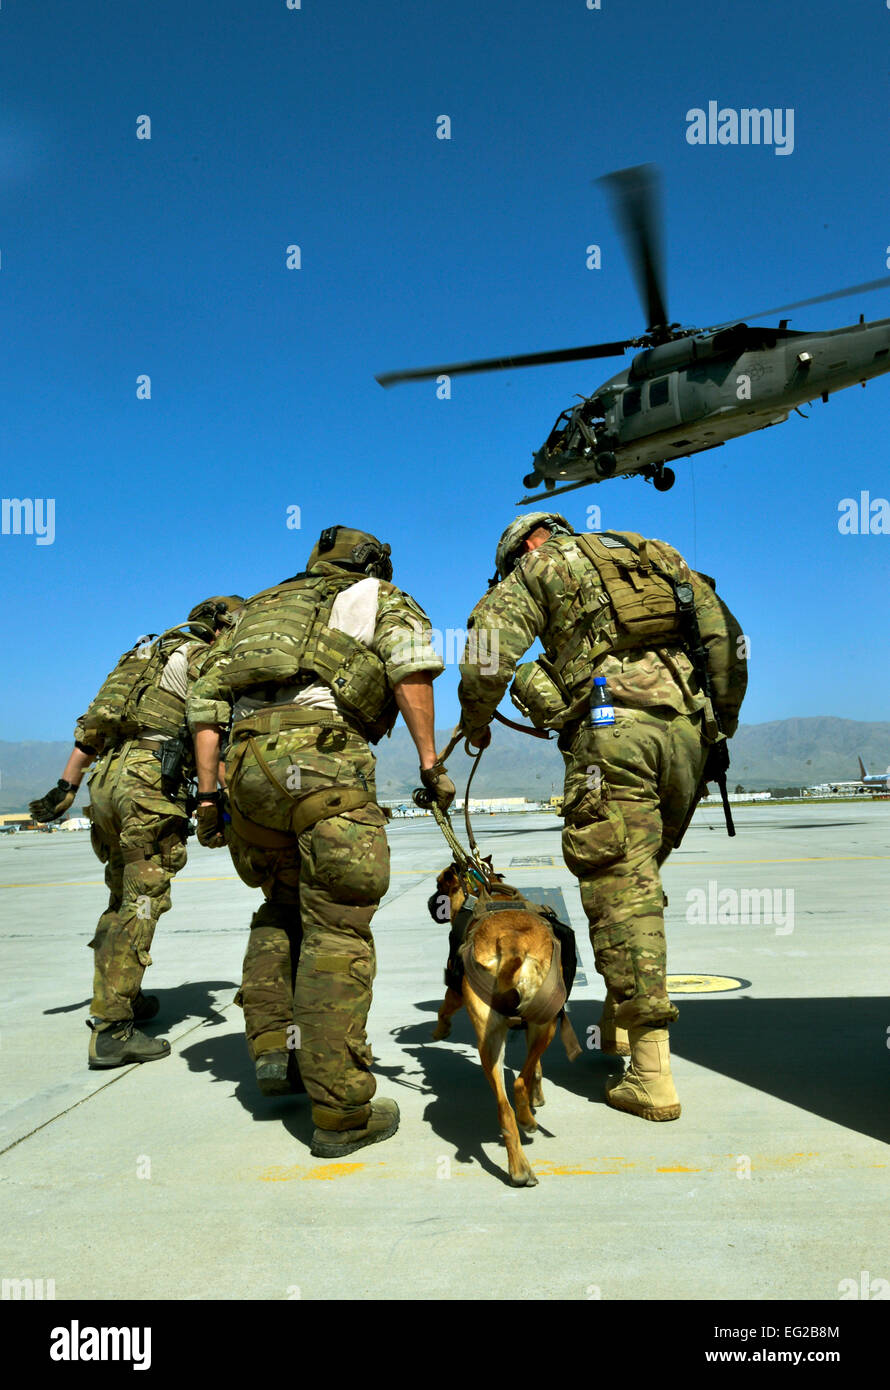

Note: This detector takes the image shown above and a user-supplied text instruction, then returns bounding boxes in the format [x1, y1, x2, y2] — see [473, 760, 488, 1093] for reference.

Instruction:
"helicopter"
[376, 165, 890, 504]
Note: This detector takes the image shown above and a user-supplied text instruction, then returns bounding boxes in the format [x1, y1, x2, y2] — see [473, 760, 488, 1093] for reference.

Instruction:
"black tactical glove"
[195, 792, 226, 848]
[419, 762, 456, 812]
[29, 780, 78, 823]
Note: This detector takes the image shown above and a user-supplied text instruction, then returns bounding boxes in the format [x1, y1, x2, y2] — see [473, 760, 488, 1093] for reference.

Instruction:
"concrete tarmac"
[1, 802, 887, 1302]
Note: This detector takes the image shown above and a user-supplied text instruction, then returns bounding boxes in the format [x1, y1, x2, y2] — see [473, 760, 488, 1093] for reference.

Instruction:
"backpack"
[84, 625, 199, 744]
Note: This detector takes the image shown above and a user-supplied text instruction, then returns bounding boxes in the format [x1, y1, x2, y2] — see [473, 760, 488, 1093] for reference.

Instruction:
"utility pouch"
[561, 803, 628, 874]
[159, 735, 185, 791]
[323, 642, 393, 738]
[511, 657, 588, 732]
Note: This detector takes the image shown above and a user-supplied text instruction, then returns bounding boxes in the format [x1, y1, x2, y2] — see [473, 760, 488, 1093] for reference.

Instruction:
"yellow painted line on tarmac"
[0, 874, 245, 888]
[5, 853, 888, 892]
[258, 1161, 368, 1182]
[676, 855, 890, 866]
[391, 855, 890, 873]
[247, 1151, 845, 1182]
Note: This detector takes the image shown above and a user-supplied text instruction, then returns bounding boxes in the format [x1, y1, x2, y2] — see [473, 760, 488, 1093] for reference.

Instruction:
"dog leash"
[492, 709, 553, 740]
[413, 725, 494, 893]
[462, 741, 486, 865]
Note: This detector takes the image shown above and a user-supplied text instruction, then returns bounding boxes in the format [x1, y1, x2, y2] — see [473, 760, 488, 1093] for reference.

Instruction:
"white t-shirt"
[232, 577, 380, 722]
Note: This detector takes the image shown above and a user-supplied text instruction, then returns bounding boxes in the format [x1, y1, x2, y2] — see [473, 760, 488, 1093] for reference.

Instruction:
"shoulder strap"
[549, 534, 612, 674]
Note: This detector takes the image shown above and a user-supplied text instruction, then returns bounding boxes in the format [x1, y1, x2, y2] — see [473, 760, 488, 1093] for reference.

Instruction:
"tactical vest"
[510, 532, 688, 730]
[434, 887, 582, 1060]
[442, 891, 578, 1003]
[223, 571, 397, 743]
[85, 626, 201, 744]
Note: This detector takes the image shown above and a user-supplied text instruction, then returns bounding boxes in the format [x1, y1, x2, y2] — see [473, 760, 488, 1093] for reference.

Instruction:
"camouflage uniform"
[187, 563, 443, 1130]
[82, 641, 210, 1021]
[458, 529, 746, 1031]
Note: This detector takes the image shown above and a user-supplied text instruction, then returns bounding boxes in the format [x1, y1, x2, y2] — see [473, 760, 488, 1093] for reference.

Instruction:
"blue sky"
[1, 0, 888, 740]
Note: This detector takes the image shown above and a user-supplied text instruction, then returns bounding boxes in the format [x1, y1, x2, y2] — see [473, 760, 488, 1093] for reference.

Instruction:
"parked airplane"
[857, 757, 890, 790]
[809, 758, 890, 793]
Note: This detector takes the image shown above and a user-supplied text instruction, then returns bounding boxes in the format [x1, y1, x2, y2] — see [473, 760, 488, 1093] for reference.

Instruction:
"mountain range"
[2, 716, 889, 813]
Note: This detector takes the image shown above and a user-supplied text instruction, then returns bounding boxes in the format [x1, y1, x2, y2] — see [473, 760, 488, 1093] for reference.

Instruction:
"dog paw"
[518, 1117, 537, 1134]
[432, 1021, 451, 1040]
[510, 1168, 539, 1188]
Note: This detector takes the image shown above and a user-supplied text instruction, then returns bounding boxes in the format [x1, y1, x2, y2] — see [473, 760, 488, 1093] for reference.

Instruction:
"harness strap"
[520, 937, 566, 1024]
[458, 916, 565, 1025]
[559, 1013, 583, 1062]
[227, 730, 371, 846]
[228, 782, 372, 847]
[459, 942, 515, 1015]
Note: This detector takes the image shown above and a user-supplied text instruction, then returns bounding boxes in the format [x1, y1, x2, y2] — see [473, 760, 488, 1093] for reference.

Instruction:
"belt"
[231, 704, 365, 741]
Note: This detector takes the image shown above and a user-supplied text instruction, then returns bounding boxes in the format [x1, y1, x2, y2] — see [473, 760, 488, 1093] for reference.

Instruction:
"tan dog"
[430, 862, 568, 1188]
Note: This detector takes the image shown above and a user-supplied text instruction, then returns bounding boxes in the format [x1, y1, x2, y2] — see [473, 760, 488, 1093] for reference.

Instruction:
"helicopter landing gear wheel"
[523, 471, 542, 489]
[596, 451, 617, 478]
[544, 478, 555, 491]
[653, 466, 676, 492]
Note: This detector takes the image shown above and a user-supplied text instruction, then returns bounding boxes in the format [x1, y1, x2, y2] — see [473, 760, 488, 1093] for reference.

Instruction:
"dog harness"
[445, 890, 582, 1060]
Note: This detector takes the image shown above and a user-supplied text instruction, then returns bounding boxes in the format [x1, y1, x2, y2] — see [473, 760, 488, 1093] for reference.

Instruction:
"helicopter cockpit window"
[622, 388, 642, 418]
[648, 377, 670, 408]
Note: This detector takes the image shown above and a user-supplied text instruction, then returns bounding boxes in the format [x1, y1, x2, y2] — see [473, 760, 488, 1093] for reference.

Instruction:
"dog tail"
[495, 948, 524, 996]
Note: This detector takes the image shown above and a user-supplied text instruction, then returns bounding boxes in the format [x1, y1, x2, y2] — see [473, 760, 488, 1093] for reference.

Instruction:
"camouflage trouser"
[225, 721, 390, 1131]
[561, 706, 709, 1030]
[87, 745, 189, 1021]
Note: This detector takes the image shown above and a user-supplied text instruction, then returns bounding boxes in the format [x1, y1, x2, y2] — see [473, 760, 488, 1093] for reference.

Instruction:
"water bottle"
[588, 675, 615, 728]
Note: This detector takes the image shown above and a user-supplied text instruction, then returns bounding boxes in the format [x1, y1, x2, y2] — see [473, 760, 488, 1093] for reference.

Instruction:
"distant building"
[699, 792, 771, 804]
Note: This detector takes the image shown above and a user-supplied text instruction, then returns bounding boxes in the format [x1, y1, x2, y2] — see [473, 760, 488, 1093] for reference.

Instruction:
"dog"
[428, 860, 578, 1187]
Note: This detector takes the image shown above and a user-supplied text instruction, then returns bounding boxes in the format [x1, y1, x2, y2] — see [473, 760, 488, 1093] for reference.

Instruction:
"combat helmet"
[307, 525, 393, 581]
[493, 512, 574, 581]
[187, 595, 245, 639]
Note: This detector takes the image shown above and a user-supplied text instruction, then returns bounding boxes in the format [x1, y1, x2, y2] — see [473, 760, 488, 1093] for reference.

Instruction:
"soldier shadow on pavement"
[388, 1002, 619, 1185]
[43, 979, 238, 1033]
[669, 996, 890, 1146]
[44, 998, 93, 1014]
[390, 994, 890, 1150]
[178, 1027, 312, 1136]
[517, 993, 890, 1145]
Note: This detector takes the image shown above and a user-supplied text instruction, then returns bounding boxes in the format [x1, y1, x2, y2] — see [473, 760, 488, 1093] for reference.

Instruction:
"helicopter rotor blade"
[376, 339, 634, 388]
[598, 163, 669, 334]
[708, 275, 890, 331]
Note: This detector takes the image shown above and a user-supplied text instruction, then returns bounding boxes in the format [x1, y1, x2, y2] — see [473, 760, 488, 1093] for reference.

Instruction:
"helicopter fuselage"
[532, 316, 890, 491]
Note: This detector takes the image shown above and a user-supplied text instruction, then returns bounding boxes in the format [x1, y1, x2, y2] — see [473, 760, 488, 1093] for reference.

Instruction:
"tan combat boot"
[599, 993, 630, 1056]
[310, 1099, 400, 1158]
[605, 1027, 680, 1121]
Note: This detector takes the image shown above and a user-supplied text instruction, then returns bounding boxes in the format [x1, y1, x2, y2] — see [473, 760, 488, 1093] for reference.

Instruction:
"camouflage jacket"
[187, 564, 444, 733]
[458, 531, 747, 738]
